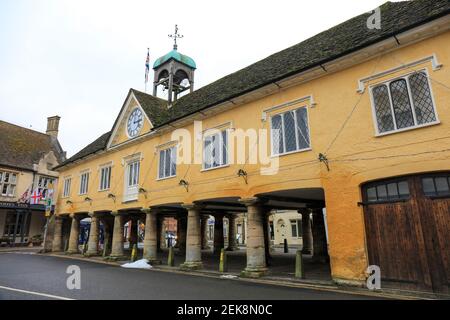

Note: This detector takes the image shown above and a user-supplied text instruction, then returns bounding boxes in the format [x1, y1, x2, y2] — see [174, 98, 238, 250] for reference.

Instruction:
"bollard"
[83, 242, 88, 255]
[131, 244, 138, 262]
[219, 248, 228, 272]
[168, 246, 175, 267]
[102, 238, 109, 257]
[295, 250, 304, 279]
[284, 238, 288, 253]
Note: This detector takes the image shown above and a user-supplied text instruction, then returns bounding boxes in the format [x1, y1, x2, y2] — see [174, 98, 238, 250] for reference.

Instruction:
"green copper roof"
[153, 49, 196, 69]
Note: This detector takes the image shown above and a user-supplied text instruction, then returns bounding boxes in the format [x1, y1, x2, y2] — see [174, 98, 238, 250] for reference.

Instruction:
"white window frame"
[79, 170, 90, 195]
[202, 129, 229, 171]
[63, 176, 71, 198]
[270, 106, 311, 157]
[369, 69, 440, 136]
[99, 163, 112, 191]
[37, 176, 55, 200]
[158, 146, 177, 180]
[0, 170, 18, 197]
[290, 219, 301, 238]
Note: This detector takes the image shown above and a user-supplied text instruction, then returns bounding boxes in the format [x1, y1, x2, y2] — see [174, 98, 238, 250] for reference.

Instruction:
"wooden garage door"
[362, 173, 450, 294]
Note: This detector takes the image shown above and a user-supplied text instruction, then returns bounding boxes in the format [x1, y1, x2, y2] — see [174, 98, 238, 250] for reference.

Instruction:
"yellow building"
[52, 1, 450, 294]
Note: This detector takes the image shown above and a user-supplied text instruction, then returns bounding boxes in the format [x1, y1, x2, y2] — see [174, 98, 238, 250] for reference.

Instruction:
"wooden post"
[131, 244, 138, 262]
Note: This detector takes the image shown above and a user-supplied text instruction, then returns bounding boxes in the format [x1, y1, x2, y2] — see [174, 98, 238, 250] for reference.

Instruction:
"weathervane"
[168, 24, 184, 50]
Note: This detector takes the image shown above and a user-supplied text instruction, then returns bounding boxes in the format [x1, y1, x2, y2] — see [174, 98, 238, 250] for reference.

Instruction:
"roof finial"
[168, 24, 183, 50]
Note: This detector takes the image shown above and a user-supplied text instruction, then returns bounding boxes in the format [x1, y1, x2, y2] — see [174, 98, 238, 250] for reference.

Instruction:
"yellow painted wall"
[55, 30, 450, 283]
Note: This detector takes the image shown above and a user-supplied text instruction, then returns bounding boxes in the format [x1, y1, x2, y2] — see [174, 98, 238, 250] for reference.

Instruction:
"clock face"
[127, 108, 143, 137]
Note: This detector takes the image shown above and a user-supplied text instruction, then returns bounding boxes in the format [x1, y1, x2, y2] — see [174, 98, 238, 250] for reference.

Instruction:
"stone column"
[311, 208, 329, 262]
[142, 208, 160, 264]
[52, 216, 64, 252]
[299, 209, 313, 254]
[180, 204, 202, 270]
[239, 198, 267, 277]
[226, 214, 238, 251]
[177, 215, 187, 253]
[201, 215, 210, 250]
[110, 211, 125, 259]
[67, 214, 80, 254]
[213, 214, 224, 254]
[86, 212, 100, 256]
[100, 217, 113, 256]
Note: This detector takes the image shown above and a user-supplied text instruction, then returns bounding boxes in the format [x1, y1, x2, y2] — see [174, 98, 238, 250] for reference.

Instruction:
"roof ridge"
[0, 119, 51, 138]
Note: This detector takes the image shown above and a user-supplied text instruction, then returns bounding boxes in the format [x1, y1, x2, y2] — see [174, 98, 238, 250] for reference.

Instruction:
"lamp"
[179, 179, 189, 192]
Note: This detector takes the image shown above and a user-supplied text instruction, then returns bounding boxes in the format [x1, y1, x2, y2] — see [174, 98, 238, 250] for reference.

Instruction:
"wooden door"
[362, 173, 450, 294]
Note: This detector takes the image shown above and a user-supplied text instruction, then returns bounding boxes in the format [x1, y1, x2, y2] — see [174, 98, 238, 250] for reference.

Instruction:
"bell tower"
[153, 25, 196, 105]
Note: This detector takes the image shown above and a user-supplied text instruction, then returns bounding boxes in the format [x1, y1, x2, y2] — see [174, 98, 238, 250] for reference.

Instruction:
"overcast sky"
[0, 0, 392, 157]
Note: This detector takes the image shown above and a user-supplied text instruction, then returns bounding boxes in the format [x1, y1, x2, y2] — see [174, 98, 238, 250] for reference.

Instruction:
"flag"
[18, 185, 32, 203]
[30, 189, 42, 205]
[145, 48, 150, 83]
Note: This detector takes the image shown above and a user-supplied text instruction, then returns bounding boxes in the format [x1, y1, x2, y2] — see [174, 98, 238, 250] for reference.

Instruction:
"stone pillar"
[299, 209, 313, 254]
[180, 204, 202, 270]
[67, 214, 80, 254]
[100, 217, 113, 256]
[201, 215, 210, 250]
[213, 214, 224, 254]
[110, 211, 125, 258]
[86, 212, 100, 256]
[239, 198, 267, 277]
[142, 208, 160, 263]
[311, 208, 329, 262]
[177, 215, 187, 253]
[52, 216, 64, 252]
[226, 214, 238, 251]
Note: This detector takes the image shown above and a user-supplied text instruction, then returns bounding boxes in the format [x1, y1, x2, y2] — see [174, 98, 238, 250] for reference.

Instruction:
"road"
[0, 252, 381, 300]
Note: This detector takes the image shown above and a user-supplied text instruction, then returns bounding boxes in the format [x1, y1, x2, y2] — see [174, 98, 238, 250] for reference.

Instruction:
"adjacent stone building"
[0, 117, 65, 246]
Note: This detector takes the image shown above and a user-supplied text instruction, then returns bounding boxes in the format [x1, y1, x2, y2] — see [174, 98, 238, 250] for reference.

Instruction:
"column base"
[147, 259, 162, 265]
[84, 251, 100, 257]
[180, 261, 203, 270]
[105, 255, 127, 261]
[65, 249, 79, 255]
[301, 249, 312, 254]
[240, 267, 268, 278]
[226, 246, 239, 251]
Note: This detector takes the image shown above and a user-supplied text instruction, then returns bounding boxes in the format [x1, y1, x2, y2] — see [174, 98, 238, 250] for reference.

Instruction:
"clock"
[127, 108, 143, 137]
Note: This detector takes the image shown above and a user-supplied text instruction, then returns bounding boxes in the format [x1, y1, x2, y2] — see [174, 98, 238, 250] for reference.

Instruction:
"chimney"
[46, 115, 61, 138]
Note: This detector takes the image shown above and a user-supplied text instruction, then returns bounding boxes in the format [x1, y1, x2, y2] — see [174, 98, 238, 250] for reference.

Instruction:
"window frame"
[79, 170, 90, 195]
[362, 178, 411, 204]
[62, 176, 72, 198]
[201, 129, 229, 171]
[98, 164, 112, 191]
[420, 173, 450, 199]
[37, 176, 55, 200]
[0, 170, 18, 197]
[369, 69, 439, 136]
[157, 146, 177, 180]
[269, 105, 312, 157]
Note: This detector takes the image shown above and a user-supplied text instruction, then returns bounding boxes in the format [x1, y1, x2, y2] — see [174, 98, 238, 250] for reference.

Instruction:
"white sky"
[0, 0, 392, 157]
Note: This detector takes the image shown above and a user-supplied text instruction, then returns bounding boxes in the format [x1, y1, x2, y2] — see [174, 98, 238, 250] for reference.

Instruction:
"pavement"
[0, 251, 389, 300]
